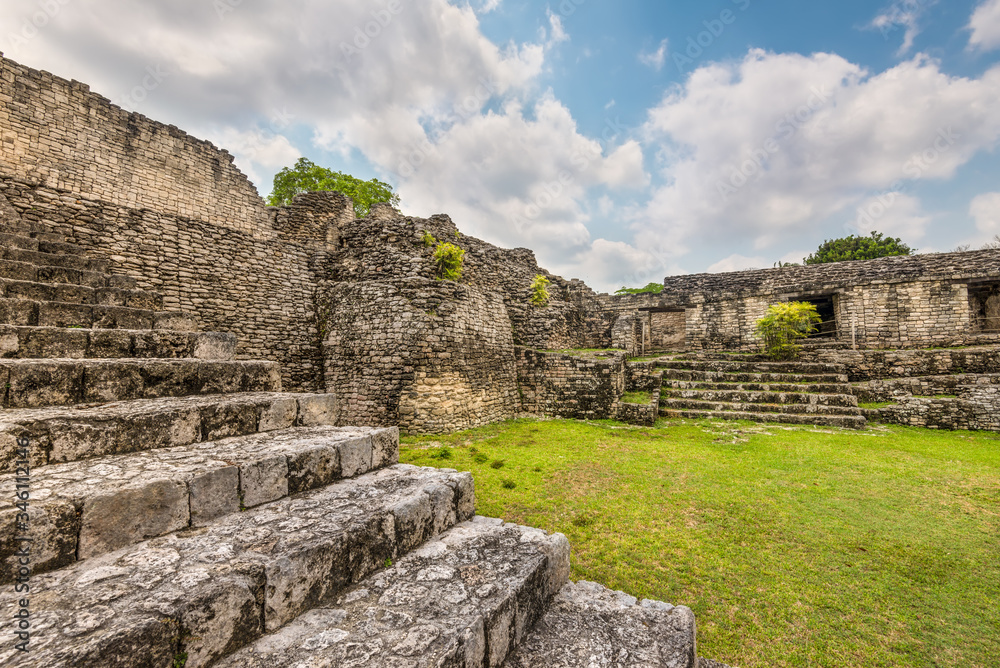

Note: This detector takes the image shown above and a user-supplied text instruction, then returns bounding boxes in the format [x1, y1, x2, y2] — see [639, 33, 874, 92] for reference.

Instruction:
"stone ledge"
[504, 579, 697, 668]
[0, 424, 399, 579]
[0, 325, 235, 360]
[0, 465, 474, 668]
[0, 391, 338, 469]
[218, 516, 570, 668]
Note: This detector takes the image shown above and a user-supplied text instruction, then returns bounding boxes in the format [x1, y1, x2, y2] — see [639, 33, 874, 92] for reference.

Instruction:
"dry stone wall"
[516, 348, 625, 420]
[0, 55, 269, 237]
[322, 277, 519, 433]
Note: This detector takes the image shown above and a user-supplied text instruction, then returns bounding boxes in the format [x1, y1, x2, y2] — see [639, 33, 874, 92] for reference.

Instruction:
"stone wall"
[600, 251, 1000, 352]
[815, 346, 1000, 382]
[322, 277, 519, 433]
[0, 55, 269, 237]
[0, 55, 363, 391]
[515, 348, 625, 420]
[853, 373, 1000, 403]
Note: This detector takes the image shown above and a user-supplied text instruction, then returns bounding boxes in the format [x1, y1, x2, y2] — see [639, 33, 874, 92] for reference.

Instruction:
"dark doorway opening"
[802, 295, 837, 338]
[969, 283, 1000, 332]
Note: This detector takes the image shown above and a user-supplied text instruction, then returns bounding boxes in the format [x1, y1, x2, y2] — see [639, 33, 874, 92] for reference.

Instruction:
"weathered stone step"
[0, 244, 111, 273]
[0, 231, 38, 251]
[664, 379, 852, 394]
[0, 297, 196, 330]
[37, 239, 83, 256]
[0, 258, 113, 289]
[0, 425, 398, 579]
[0, 391, 337, 470]
[660, 368, 848, 384]
[658, 359, 845, 375]
[660, 398, 862, 417]
[660, 388, 859, 408]
[218, 516, 570, 668]
[0, 276, 162, 309]
[0, 358, 280, 408]
[0, 325, 234, 360]
[504, 580, 697, 668]
[659, 407, 868, 429]
[0, 464, 474, 668]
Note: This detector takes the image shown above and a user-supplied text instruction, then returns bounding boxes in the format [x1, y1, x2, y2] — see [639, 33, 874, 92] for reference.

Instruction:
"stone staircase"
[656, 353, 868, 429]
[0, 205, 709, 666]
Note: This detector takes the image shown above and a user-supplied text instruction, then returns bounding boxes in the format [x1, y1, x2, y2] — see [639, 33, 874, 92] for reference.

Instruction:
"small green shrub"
[432, 446, 452, 460]
[421, 231, 436, 247]
[754, 302, 821, 360]
[433, 242, 465, 281]
[529, 274, 550, 307]
[501, 479, 517, 489]
[490, 459, 505, 469]
[473, 453, 489, 464]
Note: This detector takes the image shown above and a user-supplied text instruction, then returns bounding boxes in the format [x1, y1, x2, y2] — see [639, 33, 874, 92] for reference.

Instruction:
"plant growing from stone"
[530, 274, 551, 306]
[433, 241, 465, 281]
[755, 302, 821, 360]
[421, 231, 436, 247]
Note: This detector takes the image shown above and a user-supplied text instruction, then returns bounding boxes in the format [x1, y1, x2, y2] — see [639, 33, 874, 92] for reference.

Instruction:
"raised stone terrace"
[0, 199, 715, 666]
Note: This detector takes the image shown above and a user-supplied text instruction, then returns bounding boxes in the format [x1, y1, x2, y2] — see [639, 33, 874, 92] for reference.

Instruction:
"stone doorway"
[802, 295, 838, 338]
[646, 309, 686, 351]
[969, 283, 1000, 332]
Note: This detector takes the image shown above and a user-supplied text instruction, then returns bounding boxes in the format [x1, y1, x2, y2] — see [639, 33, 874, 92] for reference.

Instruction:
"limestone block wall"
[0, 179, 336, 391]
[515, 348, 625, 419]
[325, 206, 611, 351]
[322, 278, 519, 433]
[815, 346, 1000, 382]
[853, 373, 1000, 403]
[0, 56, 357, 391]
[0, 55, 269, 237]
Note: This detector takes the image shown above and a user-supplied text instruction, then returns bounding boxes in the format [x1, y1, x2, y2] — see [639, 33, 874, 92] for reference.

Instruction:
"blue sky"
[3, 0, 1000, 291]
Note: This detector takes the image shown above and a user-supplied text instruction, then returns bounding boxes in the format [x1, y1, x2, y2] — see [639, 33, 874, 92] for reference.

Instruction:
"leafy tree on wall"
[267, 157, 399, 217]
[615, 282, 664, 295]
[804, 231, 913, 264]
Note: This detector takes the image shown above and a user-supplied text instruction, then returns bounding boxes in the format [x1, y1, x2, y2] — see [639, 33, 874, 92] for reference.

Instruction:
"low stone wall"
[853, 373, 1000, 403]
[871, 396, 980, 430]
[613, 371, 662, 426]
[515, 348, 625, 420]
[817, 346, 1000, 382]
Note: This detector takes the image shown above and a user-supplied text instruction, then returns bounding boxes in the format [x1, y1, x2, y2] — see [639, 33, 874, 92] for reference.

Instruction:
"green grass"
[540, 348, 621, 356]
[859, 401, 898, 409]
[400, 418, 1000, 668]
[620, 390, 652, 404]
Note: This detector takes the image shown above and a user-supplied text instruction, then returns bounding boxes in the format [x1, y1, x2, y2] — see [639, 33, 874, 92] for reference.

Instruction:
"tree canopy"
[615, 282, 664, 295]
[267, 158, 399, 217]
[803, 231, 913, 265]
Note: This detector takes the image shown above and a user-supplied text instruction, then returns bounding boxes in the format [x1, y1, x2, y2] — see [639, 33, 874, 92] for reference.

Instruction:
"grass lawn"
[399, 418, 1000, 668]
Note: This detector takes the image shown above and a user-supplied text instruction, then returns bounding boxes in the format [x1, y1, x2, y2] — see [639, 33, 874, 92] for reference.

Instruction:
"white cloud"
[708, 254, 766, 273]
[969, 0, 1000, 50]
[639, 39, 668, 72]
[635, 49, 1000, 269]
[847, 192, 931, 243]
[869, 1, 936, 56]
[203, 128, 301, 195]
[970, 191, 1000, 236]
[547, 11, 569, 48]
[477, 0, 502, 14]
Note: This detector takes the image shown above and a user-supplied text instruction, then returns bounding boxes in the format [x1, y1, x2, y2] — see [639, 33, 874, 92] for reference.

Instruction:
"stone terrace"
[0, 198, 709, 666]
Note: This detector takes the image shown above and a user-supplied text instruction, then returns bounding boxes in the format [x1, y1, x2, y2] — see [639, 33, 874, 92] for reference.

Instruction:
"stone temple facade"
[0, 53, 716, 667]
[0, 50, 998, 665]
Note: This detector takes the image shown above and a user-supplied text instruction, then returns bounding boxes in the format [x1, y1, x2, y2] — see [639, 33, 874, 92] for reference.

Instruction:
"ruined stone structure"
[0, 54, 715, 666]
[607, 252, 1000, 354]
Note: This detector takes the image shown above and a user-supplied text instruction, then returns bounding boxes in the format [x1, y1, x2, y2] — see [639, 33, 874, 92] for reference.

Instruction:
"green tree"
[614, 282, 664, 295]
[754, 302, 821, 360]
[804, 231, 913, 264]
[267, 157, 399, 217]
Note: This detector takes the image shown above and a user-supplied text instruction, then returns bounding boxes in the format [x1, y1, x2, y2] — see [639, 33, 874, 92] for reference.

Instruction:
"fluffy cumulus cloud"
[969, 0, 1000, 50]
[970, 192, 1000, 237]
[634, 49, 1000, 269]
